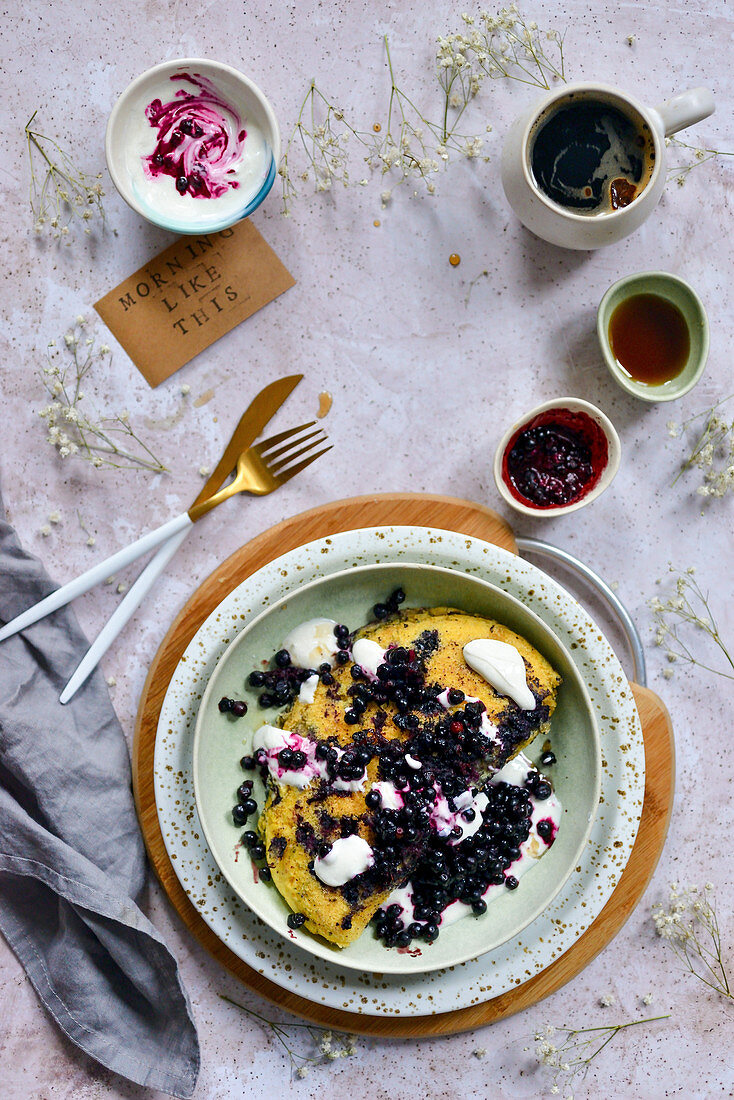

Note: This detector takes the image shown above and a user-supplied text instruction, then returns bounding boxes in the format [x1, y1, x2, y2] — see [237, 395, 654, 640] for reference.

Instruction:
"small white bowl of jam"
[597, 271, 709, 402]
[493, 398, 621, 518]
[106, 59, 280, 235]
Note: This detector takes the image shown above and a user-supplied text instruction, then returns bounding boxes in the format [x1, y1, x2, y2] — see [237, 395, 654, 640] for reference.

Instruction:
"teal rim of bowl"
[597, 271, 709, 403]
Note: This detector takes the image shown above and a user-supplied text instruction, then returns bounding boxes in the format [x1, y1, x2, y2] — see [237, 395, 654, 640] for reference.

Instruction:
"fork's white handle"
[0, 512, 193, 643]
[59, 526, 191, 705]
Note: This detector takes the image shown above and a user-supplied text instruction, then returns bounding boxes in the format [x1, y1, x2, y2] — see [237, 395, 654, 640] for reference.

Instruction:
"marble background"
[1, 0, 732, 1097]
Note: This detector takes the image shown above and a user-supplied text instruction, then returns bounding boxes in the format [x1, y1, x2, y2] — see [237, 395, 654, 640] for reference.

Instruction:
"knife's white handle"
[59, 526, 192, 705]
[0, 512, 193, 643]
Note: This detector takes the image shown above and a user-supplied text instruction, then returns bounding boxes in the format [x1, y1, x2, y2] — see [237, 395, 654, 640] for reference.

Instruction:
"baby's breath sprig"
[279, 9, 564, 211]
[38, 319, 166, 473]
[650, 566, 733, 681]
[533, 1014, 670, 1095]
[532, 1014, 670, 1095]
[668, 396, 734, 498]
[25, 111, 107, 240]
[279, 82, 370, 214]
[439, 7, 566, 98]
[653, 883, 732, 1001]
[219, 994, 357, 1079]
[366, 36, 486, 197]
[666, 136, 734, 187]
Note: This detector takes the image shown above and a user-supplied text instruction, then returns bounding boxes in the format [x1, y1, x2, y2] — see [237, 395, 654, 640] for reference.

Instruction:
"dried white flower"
[181, 384, 191, 396]
[48, 510, 62, 524]
[38, 321, 166, 474]
[39, 524, 52, 537]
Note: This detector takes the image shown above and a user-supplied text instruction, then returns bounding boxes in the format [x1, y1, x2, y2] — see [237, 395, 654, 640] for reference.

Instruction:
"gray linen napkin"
[0, 486, 199, 1097]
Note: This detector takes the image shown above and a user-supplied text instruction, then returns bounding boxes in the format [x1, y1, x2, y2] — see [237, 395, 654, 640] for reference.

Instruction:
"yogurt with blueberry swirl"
[122, 71, 270, 227]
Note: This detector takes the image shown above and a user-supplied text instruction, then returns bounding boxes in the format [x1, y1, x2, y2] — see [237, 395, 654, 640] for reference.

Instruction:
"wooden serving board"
[133, 492, 675, 1036]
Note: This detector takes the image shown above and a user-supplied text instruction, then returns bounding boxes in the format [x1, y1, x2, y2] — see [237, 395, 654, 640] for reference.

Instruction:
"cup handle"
[653, 87, 715, 137]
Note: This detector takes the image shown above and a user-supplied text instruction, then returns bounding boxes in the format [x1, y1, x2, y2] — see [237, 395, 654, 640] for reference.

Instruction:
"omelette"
[246, 606, 561, 949]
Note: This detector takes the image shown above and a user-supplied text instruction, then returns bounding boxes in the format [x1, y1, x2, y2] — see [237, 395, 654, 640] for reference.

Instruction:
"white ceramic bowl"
[106, 58, 280, 234]
[192, 560, 601, 975]
[493, 397, 621, 519]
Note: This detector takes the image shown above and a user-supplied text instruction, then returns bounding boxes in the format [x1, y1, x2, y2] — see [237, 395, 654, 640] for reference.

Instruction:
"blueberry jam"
[144, 72, 246, 199]
[237, 588, 559, 947]
[502, 408, 608, 509]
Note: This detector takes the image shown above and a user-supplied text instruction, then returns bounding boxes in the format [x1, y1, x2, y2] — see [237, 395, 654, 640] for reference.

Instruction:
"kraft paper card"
[95, 220, 295, 387]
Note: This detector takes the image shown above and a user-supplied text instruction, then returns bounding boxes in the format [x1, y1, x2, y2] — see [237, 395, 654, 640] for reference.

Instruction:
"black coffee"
[530, 97, 654, 215]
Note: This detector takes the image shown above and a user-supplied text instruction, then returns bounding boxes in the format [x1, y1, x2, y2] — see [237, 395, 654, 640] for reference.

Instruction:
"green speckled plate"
[193, 562, 601, 975]
[153, 526, 644, 1016]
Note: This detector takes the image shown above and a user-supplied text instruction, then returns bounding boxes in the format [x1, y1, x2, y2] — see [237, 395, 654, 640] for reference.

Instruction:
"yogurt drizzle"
[463, 638, 536, 710]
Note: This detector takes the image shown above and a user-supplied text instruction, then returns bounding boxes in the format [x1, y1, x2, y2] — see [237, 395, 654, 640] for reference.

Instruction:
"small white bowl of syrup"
[493, 398, 621, 518]
[597, 271, 709, 402]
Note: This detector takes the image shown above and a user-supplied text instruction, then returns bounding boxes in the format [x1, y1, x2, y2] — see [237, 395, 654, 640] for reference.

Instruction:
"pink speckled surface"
[1, 1, 732, 1097]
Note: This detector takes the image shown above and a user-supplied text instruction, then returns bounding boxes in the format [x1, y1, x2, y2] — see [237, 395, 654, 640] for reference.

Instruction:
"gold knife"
[191, 373, 304, 508]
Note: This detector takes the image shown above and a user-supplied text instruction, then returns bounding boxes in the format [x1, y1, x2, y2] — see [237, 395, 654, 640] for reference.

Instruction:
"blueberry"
[472, 898, 487, 915]
[251, 842, 266, 860]
[248, 671, 266, 687]
[231, 700, 248, 717]
[240, 755, 255, 770]
[259, 866, 272, 881]
[218, 697, 233, 713]
[175, 176, 188, 193]
[335, 651, 350, 665]
[534, 781, 552, 800]
[232, 804, 248, 826]
[505, 875, 519, 890]
[373, 603, 388, 620]
[540, 750, 557, 766]
[258, 692, 275, 708]
[447, 688, 465, 705]
[242, 830, 258, 848]
[366, 789, 382, 809]
[274, 649, 291, 668]
[237, 781, 253, 801]
[344, 708, 360, 725]
[287, 912, 306, 929]
[537, 820, 553, 839]
[242, 797, 258, 816]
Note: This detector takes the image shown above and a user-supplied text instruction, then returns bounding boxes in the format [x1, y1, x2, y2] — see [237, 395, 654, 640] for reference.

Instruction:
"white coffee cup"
[500, 82, 714, 250]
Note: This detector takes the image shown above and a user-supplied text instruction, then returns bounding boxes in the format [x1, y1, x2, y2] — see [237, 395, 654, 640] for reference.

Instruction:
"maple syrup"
[609, 293, 690, 385]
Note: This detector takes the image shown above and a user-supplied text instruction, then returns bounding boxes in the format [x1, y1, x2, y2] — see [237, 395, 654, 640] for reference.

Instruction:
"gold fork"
[189, 423, 331, 520]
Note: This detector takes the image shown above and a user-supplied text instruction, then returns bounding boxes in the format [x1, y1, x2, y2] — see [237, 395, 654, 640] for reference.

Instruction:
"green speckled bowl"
[193, 561, 600, 976]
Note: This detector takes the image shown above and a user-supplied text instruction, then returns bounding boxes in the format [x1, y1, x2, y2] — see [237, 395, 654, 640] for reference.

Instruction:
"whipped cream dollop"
[282, 618, 338, 668]
[351, 638, 385, 679]
[430, 786, 489, 844]
[297, 673, 320, 704]
[251, 725, 321, 790]
[123, 71, 270, 227]
[251, 725, 367, 793]
[313, 835, 374, 887]
[463, 639, 536, 710]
